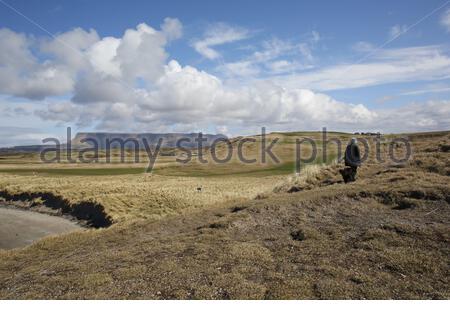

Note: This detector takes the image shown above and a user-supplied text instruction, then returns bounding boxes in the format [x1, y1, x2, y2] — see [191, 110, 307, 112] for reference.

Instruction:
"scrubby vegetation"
[0, 131, 448, 299]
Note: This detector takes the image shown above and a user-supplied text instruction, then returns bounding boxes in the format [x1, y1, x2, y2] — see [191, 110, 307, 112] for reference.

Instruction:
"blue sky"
[0, 0, 449, 146]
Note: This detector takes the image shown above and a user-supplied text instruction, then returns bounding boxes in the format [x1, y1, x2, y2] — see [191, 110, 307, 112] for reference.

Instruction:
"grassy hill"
[0, 130, 448, 299]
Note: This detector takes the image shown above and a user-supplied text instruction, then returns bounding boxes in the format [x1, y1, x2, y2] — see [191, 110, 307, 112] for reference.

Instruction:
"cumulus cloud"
[27, 58, 381, 133]
[0, 20, 181, 101]
[0, 28, 75, 99]
[34, 101, 81, 123]
[87, 36, 121, 77]
[0, 21, 449, 135]
[115, 23, 168, 83]
[41, 27, 100, 70]
[192, 23, 250, 60]
[72, 73, 132, 104]
[94, 60, 378, 131]
[128, 63, 449, 133]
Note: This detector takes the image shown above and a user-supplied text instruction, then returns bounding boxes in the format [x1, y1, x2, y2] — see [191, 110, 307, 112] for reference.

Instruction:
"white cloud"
[371, 100, 450, 132]
[0, 28, 75, 99]
[217, 37, 315, 78]
[267, 60, 302, 74]
[276, 45, 450, 91]
[0, 22, 177, 100]
[399, 82, 450, 96]
[389, 24, 408, 39]
[41, 27, 99, 70]
[28, 59, 381, 132]
[115, 23, 168, 83]
[440, 8, 450, 32]
[87, 37, 121, 77]
[161, 17, 183, 41]
[192, 23, 250, 60]
[217, 60, 261, 78]
[0, 28, 34, 69]
[35, 101, 80, 123]
[93, 60, 379, 131]
[72, 73, 132, 104]
[0, 21, 449, 135]
[130, 64, 449, 133]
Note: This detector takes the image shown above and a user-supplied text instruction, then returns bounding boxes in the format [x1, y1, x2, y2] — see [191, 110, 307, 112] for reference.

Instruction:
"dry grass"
[0, 132, 341, 222]
[0, 173, 290, 222]
[0, 131, 449, 299]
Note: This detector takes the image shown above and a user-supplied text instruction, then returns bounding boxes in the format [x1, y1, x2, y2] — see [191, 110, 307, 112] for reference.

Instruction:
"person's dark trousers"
[350, 166, 358, 181]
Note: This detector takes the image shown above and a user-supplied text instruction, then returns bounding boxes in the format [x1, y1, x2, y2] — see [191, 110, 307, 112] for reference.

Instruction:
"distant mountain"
[0, 145, 47, 154]
[0, 132, 227, 154]
[71, 132, 227, 149]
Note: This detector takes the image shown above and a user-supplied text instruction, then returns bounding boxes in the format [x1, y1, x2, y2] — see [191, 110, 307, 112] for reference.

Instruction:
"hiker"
[341, 138, 361, 183]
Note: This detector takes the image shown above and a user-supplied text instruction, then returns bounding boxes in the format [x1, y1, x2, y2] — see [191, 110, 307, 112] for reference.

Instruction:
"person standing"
[344, 138, 361, 182]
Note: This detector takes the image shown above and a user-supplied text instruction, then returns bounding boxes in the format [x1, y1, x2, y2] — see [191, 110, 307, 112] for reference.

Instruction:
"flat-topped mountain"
[0, 132, 227, 153]
[71, 132, 227, 149]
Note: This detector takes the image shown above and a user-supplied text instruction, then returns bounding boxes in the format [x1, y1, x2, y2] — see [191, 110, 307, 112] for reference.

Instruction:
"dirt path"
[0, 206, 83, 250]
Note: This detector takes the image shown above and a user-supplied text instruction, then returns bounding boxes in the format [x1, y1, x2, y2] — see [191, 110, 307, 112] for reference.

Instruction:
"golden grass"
[0, 132, 343, 222]
[1, 131, 447, 224]
[0, 173, 288, 222]
[0, 130, 449, 299]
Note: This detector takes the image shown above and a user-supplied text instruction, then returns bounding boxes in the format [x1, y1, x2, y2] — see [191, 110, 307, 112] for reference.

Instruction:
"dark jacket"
[345, 143, 361, 167]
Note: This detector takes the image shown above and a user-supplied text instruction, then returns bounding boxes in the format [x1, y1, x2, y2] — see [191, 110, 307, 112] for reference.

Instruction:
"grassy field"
[0, 130, 449, 299]
[0, 132, 341, 221]
[0, 167, 147, 176]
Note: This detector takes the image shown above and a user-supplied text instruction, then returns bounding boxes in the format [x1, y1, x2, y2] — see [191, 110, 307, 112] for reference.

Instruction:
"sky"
[0, 0, 449, 146]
